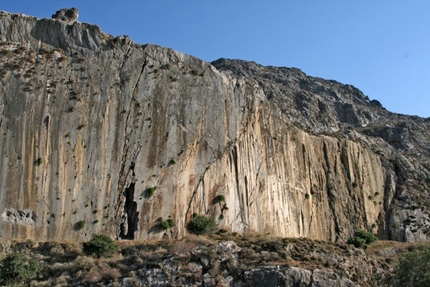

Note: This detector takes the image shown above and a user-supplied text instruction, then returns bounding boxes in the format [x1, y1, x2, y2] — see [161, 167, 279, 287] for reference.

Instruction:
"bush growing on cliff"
[347, 230, 378, 248]
[77, 220, 85, 229]
[0, 252, 41, 286]
[74, 220, 85, 230]
[186, 214, 216, 235]
[146, 186, 157, 197]
[34, 157, 42, 166]
[83, 234, 118, 258]
[392, 244, 430, 287]
[160, 218, 175, 230]
[212, 194, 226, 204]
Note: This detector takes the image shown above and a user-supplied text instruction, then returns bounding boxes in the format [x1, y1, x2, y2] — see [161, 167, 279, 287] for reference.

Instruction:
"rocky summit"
[0, 9, 429, 246]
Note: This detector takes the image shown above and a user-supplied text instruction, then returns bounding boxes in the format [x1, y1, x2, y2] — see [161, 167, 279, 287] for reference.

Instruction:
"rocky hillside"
[0, 10, 429, 243]
[0, 232, 408, 286]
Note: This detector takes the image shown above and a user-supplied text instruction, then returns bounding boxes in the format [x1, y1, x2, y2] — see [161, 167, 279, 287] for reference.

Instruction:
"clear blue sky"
[2, 1, 429, 117]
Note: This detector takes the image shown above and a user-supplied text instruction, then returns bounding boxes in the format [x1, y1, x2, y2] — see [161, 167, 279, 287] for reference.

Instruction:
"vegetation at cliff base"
[347, 230, 378, 248]
[186, 214, 216, 235]
[0, 233, 421, 286]
[0, 252, 41, 286]
[160, 217, 175, 230]
[83, 234, 118, 258]
[392, 244, 430, 287]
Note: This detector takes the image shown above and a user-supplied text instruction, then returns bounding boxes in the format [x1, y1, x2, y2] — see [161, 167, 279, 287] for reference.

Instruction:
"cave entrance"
[119, 183, 139, 240]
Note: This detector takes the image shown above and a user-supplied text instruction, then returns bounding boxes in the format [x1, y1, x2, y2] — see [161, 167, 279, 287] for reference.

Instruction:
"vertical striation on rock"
[0, 10, 429, 243]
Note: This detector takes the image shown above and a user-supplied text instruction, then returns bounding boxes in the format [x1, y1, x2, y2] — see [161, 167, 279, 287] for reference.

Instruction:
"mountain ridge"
[0, 10, 429, 244]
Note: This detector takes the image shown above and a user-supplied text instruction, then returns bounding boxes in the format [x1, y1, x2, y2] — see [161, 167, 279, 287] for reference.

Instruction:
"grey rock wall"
[115, 266, 357, 287]
[0, 10, 429, 243]
[112, 241, 364, 287]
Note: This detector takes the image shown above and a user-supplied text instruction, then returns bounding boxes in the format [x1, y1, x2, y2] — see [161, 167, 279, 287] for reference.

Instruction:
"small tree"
[0, 252, 41, 286]
[389, 245, 430, 287]
[392, 244, 430, 287]
[83, 234, 118, 258]
[347, 236, 367, 248]
[347, 230, 378, 248]
[186, 214, 215, 235]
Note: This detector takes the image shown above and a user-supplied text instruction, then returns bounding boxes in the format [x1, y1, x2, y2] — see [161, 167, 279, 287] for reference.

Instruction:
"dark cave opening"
[119, 182, 139, 240]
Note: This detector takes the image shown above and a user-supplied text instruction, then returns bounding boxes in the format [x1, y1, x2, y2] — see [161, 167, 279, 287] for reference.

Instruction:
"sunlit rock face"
[0, 10, 429, 242]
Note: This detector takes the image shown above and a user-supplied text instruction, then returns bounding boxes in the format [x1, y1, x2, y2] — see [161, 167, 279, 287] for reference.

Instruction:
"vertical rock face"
[0, 11, 429, 242]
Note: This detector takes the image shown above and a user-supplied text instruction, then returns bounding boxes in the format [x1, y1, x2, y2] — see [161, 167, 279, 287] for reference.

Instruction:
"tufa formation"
[0, 10, 429, 243]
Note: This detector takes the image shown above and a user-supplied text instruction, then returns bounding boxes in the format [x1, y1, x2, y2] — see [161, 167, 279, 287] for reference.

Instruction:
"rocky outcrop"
[115, 265, 357, 287]
[112, 240, 367, 287]
[1, 235, 396, 286]
[0, 10, 429, 243]
[211, 59, 430, 242]
[51, 8, 79, 25]
[242, 267, 357, 287]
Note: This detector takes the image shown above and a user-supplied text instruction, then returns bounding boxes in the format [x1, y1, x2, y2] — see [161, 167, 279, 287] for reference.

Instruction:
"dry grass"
[369, 239, 430, 253]
[169, 240, 197, 255]
[0, 234, 409, 287]
[365, 240, 430, 265]
[184, 234, 217, 245]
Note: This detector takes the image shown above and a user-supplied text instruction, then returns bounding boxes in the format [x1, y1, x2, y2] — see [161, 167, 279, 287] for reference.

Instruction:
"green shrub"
[392, 244, 430, 287]
[160, 218, 175, 230]
[34, 158, 42, 166]
[186, 214, 216, 235]
[0, 252, 41, 286]
[355, 230, 378, 243]
[305, 193, 310, 200]
[347, 230, 378, 248]
[83, 234, 118, 258]
[212, 194, 226, 205]
[146, 187, 156, 197]
[347, 236, 367, 248]
[166, 218, 175, 228]
[75, 220, 85, 230]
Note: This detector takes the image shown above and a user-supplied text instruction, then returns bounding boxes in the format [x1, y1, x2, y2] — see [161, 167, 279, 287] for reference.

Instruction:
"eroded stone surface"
[51, 8, 79, 25]
[0, 10, 429, 243]
[1, 208, 36, 225]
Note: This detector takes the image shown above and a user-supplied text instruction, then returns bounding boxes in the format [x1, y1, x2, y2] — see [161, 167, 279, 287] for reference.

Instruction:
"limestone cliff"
[0, 10, 429, 242]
